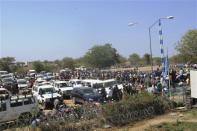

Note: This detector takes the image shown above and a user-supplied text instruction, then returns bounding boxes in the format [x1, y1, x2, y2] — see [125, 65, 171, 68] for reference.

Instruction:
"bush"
[153, 96, 173, 115]
[39, 120, 99, 131]
[102, 93, 173, 126]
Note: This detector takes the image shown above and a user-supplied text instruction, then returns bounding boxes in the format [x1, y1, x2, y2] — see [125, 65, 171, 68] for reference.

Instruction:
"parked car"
[53, 81, 73, 99]
[71, 87, 102, 104]
[0, 74, 13, 79]
[0, 88, 10, 100]
[69, 79, 83, 87]
[0, 94, 37, 124]
[17, 79, 32, 95]
[0, 71, 8, 77]
[17, 79, 28, 90]
[32, 85, 62, 109]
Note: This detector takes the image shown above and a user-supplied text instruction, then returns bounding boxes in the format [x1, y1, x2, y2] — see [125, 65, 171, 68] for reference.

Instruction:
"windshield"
[47, 73, 53, 76]
[41, 88, 55, 94]
[59, 83, 70, 87]
[104, 81, 117, 87]
[2, 78, 13, 82]
[1, 75, 12, 79]
[93, 83, 103, 88]
[0, 90, 8, 94]
[18, 80, 27, 84]
[76, 81, 81, 84]
[82, 88, 95, 94]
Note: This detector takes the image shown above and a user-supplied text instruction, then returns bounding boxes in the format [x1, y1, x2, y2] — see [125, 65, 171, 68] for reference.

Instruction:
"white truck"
[32, 85, 62, 109]
[53, 81, 73, 99]
[191, 70, 197, 98]
[69, 79, 83, 87]
[0, 94, 38, 125]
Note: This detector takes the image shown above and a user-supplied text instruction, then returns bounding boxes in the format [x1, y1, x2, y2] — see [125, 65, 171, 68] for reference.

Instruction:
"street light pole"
[148, 27, 153, 73]
[148, 16, 174, 74]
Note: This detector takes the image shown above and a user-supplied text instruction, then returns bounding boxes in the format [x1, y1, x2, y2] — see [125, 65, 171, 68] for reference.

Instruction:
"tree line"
[0, 29, 196, 73]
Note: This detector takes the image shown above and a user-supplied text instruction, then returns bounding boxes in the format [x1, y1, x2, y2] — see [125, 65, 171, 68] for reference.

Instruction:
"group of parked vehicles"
[0, 69, 124, 125]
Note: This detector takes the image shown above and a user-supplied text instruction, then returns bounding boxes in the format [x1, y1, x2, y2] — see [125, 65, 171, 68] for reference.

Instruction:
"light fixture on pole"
[128, 22, 138, 26]
[148, 16, 174, 73]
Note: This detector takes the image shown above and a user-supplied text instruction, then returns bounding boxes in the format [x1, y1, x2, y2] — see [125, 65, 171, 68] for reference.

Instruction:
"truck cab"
[33, 85, 62, 109]
[53, 81, 73, 99]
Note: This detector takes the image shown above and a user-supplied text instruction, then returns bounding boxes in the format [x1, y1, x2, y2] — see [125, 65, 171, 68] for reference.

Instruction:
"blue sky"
[0, 0, 196, 62]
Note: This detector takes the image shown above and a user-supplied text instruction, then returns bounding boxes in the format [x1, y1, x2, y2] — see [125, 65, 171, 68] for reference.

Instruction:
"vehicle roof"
[17, 79, 26, 81]
[69, 79, 82, 82]
[1, 74, 12, 77]
[54, 81, 68, 84]
[102, 79, 116, 83]
[38, 85, 54, 89]
[0, 71, 8, 73]
[82, 79, 102, 84]
[35, 78, 45, 82]
[11, 94, 34, 100]
[29, 70, 36, 72]
[74, 86, 92, 90]
[0, 88, 7, 91]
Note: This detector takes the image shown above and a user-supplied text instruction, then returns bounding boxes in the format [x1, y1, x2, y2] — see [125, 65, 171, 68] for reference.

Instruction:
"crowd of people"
[1, 63, 193, 103]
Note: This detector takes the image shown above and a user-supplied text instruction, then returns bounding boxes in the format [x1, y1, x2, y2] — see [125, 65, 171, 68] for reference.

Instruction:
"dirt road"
[102, 111, 197, 131]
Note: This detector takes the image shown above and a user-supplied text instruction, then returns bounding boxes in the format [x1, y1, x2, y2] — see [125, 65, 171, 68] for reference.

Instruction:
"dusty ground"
[98, 109, 197, 131]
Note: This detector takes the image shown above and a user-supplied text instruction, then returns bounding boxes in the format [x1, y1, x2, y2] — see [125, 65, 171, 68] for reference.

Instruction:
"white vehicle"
[82, 79, 103, 88]
[28, 70, 36, 74]
[0, 74, 13, 79]
[0, 88, 10, 100]
[17, 79, 31, 95]
[0, 94, 37, 124]
[32, 79, 51, 95]
[69, 79, 83, 87]
[53, 81, 73, 99]
[102, 79, 123, 90]
[0, 71, 8, 76]
[17, 79, 28, 90]
[101, 79, 123, 98]
[32, 85, 61, 109]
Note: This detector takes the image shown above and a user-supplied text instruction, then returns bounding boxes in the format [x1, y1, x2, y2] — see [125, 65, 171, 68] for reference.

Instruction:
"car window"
[40, 88, 55, 94]
[24, 97, 35, 105]
[59, 83, 69, 87]
[10, 100, 23, 107]
[17, 80, 27, 84]
[82, 88, 94, 93]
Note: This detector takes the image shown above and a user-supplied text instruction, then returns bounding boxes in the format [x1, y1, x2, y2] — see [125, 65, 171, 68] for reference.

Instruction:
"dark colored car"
[71, 87, 102, 104]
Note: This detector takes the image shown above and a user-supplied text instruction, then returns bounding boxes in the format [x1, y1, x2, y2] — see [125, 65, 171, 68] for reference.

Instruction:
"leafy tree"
[62, 57, 75, 69]
[54, 59, 63, 68]
[75, 57, 85, 67]
[176, 29, 197, 63]
[83, 44, 120, 68]
[0, 57, 15, 72]
[118, 55, 127, 64]
[169, 54, 188, 64]
[142, 53, 151, 65]
[153, 57, 161, 66]
[32, 61, 44, 73]
[44, 63, 57, 72]
[128, 53, 141, 66]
